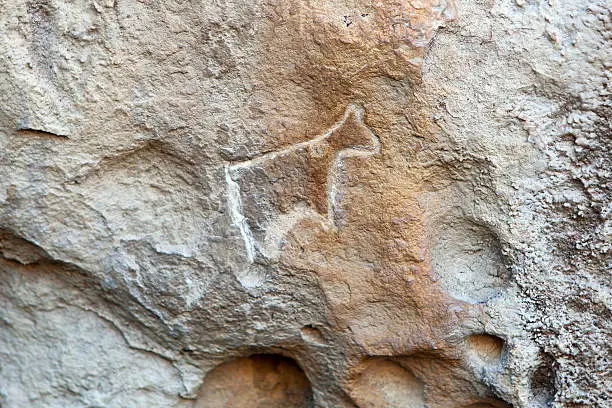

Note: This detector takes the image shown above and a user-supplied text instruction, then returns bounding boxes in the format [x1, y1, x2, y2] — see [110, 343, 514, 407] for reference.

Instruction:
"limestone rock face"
[0, 1, 610, 407]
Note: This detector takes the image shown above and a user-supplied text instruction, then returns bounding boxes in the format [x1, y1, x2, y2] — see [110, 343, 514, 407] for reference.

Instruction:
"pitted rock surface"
[0, 0, 610, 407]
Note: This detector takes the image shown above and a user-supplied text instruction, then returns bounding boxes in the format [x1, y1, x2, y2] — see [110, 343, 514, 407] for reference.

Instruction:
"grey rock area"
[0, 0, 609, 407]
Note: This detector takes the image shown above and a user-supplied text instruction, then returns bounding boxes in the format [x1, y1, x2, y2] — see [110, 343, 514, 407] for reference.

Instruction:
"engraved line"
[225, 165, 256, 263]
[228, 104, 363, 171]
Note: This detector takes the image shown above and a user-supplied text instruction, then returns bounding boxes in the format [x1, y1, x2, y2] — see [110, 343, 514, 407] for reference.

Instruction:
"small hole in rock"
[195, 354, 313, 408]
[466, 334, 505, 365]
[300, 325, 326, 345]
[431, 219, 509, 303]
[530, 354, 556, 407]
[350, 359, 425, 408]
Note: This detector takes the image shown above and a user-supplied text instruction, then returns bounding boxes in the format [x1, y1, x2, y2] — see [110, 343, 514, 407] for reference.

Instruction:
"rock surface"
[0, 0, 610, 407]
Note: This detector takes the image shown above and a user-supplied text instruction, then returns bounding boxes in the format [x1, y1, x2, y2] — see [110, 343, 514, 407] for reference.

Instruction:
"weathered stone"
[0, 0, 609, 407]
[194, 354, 313, 408]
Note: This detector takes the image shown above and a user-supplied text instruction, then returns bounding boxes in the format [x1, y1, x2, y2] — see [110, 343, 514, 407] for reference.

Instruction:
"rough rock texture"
[0, 0, 610, 407]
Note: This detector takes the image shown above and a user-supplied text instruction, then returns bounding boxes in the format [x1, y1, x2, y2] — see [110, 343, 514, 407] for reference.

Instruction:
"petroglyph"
[1, 0, 608, 406]
[226, 104, 380, 263]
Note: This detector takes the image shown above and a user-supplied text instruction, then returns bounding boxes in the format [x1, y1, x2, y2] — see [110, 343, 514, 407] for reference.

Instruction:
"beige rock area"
[0, 0, 610, 407]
